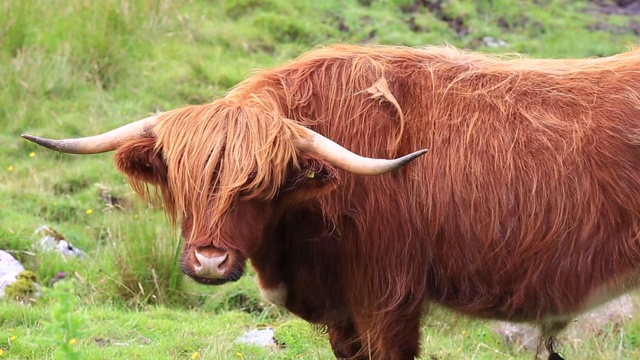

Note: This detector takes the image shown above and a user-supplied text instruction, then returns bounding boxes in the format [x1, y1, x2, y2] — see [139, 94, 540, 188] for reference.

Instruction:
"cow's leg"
[375, 315, 422, 360]
[329, 322, 366, 359]
[539, 320, 568, 360]
[543, 336, 565, 360]
[354, 310, 422, 360]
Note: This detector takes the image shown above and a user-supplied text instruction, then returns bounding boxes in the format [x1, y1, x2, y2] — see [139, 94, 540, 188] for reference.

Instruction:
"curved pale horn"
[21, 115, 160, 154]
[296, 126, 428, 175]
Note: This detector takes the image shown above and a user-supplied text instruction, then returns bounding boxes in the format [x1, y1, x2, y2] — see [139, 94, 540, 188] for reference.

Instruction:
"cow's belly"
[430, 267, 640, 323]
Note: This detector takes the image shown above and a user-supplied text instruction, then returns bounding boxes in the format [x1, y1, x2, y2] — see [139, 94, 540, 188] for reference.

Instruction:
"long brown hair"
[117, 44, 640, 357]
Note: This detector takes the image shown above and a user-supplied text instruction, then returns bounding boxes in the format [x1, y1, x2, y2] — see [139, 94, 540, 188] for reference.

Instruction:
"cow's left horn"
[296, 127, 428, 175]
[21, 115, 159, 154]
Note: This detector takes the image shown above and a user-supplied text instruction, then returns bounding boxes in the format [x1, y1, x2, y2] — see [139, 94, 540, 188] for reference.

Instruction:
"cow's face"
[114, 130, 339, 286]
[178, 199, 273, 285]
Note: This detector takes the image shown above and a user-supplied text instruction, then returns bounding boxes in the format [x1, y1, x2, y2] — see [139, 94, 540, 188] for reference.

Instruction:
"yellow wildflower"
[69, 338, 77, 345]
[7, 166, 13, 172]
[0, 348, 4, 356]
[9, 336, 15, 342]
[85, 209, 93, 215]
[28, 152, 35, 158]
[191, 352, 200, 359]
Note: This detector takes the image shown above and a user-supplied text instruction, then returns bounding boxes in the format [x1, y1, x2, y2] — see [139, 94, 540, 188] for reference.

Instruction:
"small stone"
[482, 36, 510, 48]
[235, 328, 277, 348]
[35, 225, 85, 257]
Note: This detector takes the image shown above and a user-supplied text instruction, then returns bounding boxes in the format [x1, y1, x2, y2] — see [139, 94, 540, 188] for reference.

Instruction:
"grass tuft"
[105, 210, 185, 306]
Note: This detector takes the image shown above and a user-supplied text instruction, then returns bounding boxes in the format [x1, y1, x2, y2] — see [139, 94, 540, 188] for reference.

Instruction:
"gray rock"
[35, 225, 85, 257]
[0, 250, 25, 297]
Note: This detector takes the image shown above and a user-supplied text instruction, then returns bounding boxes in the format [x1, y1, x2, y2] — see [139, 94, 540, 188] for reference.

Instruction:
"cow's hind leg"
[543, 336, 565, 360]
[539, 320, 568, 360]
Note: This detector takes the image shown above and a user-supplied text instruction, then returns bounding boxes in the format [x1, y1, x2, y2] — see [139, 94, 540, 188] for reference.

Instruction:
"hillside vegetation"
[1, 0, 639, 359]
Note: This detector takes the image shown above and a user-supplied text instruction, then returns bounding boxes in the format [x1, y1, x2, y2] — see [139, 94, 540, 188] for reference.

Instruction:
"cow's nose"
[191, 247, 229, 279]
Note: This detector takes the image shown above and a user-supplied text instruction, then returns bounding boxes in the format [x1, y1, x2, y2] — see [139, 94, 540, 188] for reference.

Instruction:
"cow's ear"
[114, 136, 167, 186]
[285, 155, 339, 202]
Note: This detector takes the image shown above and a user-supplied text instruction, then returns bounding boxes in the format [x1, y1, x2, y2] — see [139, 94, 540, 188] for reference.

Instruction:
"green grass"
[2, 0, 640, 358]
[0, 296, 325, 360]
[3, 295, 640, 359]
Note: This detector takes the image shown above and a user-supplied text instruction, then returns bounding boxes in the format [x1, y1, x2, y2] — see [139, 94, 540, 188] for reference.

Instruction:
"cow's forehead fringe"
[151, 100, 306, 239]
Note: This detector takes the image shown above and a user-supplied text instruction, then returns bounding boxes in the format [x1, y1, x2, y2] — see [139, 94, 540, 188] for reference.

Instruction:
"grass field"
[2, 0, 640, 358]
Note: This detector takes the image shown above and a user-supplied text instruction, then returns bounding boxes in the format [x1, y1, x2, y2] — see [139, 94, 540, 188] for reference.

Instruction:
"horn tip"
[21, 133, 46, 145]
[398, 148, 429, 166]
[21, 134, 64, 152]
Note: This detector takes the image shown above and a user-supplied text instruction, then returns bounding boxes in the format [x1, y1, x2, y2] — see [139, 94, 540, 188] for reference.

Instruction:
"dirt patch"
[400, 0, 468, 37]
[588, 19, 640, 35]
[588, 0, 640, 35]
[590, 0, 640, 16]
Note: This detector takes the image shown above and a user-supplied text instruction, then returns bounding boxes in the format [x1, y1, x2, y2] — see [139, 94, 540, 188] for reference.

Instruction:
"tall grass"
[0, 0, 181, 136]
[106, 209, 185, 306]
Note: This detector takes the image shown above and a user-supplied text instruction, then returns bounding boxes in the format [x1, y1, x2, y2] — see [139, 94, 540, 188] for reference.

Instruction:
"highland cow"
[23, 44, 640, 359]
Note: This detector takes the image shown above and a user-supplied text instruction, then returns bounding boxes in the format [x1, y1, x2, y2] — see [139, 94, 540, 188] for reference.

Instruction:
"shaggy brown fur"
[111, 44, 640, 359]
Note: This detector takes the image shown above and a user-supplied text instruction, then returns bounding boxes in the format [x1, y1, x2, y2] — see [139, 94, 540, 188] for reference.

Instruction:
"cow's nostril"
[192, 248, 229, 279]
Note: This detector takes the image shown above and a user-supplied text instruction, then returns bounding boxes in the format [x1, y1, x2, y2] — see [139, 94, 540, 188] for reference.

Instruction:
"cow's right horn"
[296, 126, 428, 176]
[21, 115, 159, 154]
